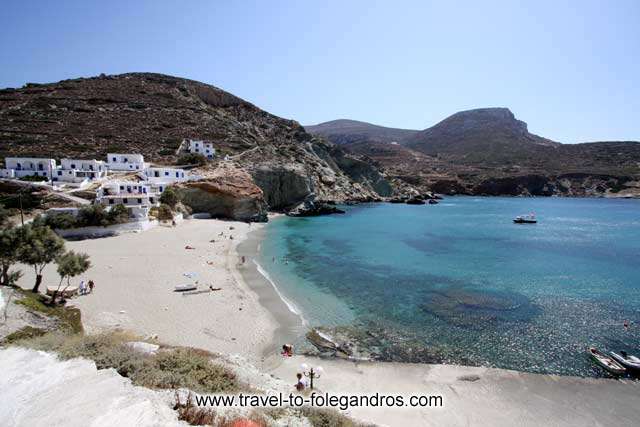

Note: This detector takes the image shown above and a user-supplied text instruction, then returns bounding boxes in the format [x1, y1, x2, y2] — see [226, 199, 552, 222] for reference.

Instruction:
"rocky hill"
[305, 119, 418, 145]
[0, 73, 391, 218]
[307, 108, 640, 197]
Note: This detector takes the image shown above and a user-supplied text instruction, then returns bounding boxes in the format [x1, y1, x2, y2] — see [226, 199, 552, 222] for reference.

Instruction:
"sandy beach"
[12, 217, 640, 427]
[16, 218, 280, 365]
[270, 355, 640, 427]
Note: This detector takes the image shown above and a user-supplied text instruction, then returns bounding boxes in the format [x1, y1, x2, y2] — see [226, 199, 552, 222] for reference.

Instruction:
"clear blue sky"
[1, 0, 638, 143]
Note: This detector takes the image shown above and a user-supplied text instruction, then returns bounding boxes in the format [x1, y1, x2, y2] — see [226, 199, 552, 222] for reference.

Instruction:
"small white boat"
[513, 213, 537, 224]
[588, 347, 626, 375]
[174, 284, 197, 292]
[610, 351, 640, 371]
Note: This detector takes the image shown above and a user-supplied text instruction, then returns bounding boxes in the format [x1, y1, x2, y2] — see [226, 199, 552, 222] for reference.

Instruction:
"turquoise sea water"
[258, 198, 640, 377]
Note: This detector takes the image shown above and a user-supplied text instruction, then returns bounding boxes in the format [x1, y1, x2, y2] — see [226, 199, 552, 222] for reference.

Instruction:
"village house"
[142, 166, 188, 183]
[95, 181, 159, 220]
[52, 158, 108, 186]
[187, 139, 215, 159]
[1, 157, 57, 179]
[106, 153, 147, 171]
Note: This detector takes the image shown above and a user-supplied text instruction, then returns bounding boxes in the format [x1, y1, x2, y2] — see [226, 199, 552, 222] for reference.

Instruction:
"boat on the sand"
[588, 347, 626, 375]
[610, 351, 640, 371]
[174, 284, 197, 292]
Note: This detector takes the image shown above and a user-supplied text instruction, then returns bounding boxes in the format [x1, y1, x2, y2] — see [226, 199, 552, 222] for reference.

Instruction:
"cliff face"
[175, 165, 268, 222]
[0, 73, 391, 217]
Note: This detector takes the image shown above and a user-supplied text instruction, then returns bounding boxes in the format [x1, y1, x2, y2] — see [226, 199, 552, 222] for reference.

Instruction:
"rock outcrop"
[175, 165, 268, 222]
[249, 164, 313, 211]
[287, 198, 346, 217]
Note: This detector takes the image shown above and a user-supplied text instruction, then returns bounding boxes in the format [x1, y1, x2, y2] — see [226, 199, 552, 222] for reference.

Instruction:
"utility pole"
[19, 192, 24, 226]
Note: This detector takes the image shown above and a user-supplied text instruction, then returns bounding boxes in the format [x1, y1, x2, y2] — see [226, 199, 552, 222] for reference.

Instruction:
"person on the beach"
[281, 344, 293, 357]
[295, 373, 305, 391]
[88, 280, 94, 293]
[79, 280, 86, 295]
[241, 256, 246, 264]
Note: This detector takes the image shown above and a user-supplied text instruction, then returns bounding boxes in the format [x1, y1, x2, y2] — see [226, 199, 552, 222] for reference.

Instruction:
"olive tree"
[0, 226, 21, 286]
[17, 224, 66, 293]
[52, 250, 91, 303]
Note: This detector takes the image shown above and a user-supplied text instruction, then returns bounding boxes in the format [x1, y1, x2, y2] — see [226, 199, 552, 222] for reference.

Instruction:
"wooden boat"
[513, 214, 537, 224]
[610, 351, 640, 371]
[588, 347, 626, 375]
[174, 284, 197, 292]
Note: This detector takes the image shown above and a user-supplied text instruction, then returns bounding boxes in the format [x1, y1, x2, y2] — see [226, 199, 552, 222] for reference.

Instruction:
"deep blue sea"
[257, 198, 640, 377]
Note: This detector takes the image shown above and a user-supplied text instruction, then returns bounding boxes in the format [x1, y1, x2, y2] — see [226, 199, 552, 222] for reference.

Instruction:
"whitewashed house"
[1, 157, 57, 179]
[95, 181, 159, 220]
[142, 166, 188, 183]
[52, 158, 108, 186]
[187, 140, 215, 159]
[106, 153, 146, 171]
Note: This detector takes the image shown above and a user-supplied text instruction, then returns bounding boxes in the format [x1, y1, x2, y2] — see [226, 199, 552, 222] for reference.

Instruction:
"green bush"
[159, 187, 179, 207]
[157, 204, 174, 221]
[19, 174, 49, 182]
[18, 332, 240, 394]
[177, 153, 207, 166]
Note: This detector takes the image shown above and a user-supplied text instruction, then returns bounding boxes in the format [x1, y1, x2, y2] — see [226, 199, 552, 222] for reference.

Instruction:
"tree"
[52, 250, 91, 304]
[157, 204, 174, 221]
[0, 226, 20, 286]
[0, 203, 10, 227]
[16, 224, 66, 293]
[159, 187, 179, 207]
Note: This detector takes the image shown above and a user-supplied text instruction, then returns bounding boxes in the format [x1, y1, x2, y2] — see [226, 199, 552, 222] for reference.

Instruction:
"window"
[165, 171, 169, 176]
[38, 164, 43, 170]
[57, 171, 62, 176]
[123, 198, 128, 204]
[175, 172, 179, 178]
[154, 171, 160, 177]
[150, 197, 154, 204]
[109, 199, 114, 205]
[112, 157, 116, 162]
[159, 186, 163, 192]
[195, 148, 199, 152]
[120, 186, 124, 190]
[137, 198, 142, 204]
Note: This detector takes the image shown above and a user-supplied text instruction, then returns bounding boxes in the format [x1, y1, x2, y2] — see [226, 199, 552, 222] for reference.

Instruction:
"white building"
[52, 158, 108, 185]
[1, 157, 57, 179]
[95, 181, 159, 220]
[143, 166, 188, 183]
[106, 153, 146, 171]
[187, 140, 215, 159]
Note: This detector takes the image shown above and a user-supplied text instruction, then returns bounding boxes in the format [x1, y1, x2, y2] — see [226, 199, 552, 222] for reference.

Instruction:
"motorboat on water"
[513, 213, 537, 224]
[588, 347, 626, 375]
[610, 351, 640, 371]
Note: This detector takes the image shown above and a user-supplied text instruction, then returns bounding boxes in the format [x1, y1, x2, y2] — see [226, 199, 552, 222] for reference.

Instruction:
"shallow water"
[258, 198, 640, 377]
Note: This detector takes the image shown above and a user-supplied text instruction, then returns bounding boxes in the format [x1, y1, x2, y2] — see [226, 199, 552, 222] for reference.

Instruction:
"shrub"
[158, 148, 175, 156]
[159, 187, 179, 207]
[19, 174, 49, 182]
[177, 153, 207, 166]
[16, 332, 240, 394]
[106, 204, 129, 224]
[157, 204, 174, 221]
[42, 212, 77, 229]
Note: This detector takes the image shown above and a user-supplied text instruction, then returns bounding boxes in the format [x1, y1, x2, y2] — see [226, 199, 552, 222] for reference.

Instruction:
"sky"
[1, 0, 638, 143]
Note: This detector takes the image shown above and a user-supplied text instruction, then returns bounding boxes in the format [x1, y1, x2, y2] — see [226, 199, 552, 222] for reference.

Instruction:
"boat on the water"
[174, 284, 197, 292]
[610, 351, 640, 371]
[513, 213, 537, 224]
[588, 347, 626, 375]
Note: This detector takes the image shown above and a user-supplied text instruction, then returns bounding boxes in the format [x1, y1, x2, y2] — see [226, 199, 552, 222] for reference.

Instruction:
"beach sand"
[16, 218, 279, 365]
[270, 355, 640, 427]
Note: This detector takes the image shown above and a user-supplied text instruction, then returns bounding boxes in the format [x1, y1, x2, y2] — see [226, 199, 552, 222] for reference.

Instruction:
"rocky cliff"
[0, 73, 391, 218]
